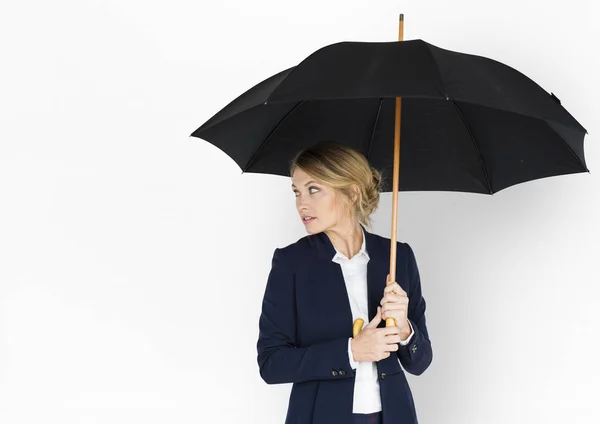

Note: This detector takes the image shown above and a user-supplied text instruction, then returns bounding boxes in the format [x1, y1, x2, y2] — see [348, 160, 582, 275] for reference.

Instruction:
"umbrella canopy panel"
[192, 39, 588, 194]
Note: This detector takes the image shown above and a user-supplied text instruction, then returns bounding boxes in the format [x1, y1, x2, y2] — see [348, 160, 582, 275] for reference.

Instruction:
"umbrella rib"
[542, 120, 589, 173]
[423, 42, 448, 99]
[242, 101, 304, 173]
[451, 100, 494, 194]
[366, 99, 383, 161]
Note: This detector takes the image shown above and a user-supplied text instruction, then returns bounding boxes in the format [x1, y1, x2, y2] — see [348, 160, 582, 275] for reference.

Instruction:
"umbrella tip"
[399, 13, 404, 21]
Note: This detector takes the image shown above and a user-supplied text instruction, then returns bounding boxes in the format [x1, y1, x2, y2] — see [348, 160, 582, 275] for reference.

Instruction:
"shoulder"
[368, 231, 412, 254]
[273, 233, 317, 262]
[265, 234, 316, 272]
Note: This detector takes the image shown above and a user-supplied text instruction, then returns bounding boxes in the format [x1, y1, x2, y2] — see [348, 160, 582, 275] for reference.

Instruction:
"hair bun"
[371, 167, 382, 191]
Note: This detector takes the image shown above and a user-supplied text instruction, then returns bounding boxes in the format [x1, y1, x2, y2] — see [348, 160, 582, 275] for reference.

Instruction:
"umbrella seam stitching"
[242, 101, 304, 173]
[451, 100, 494, 194]
[423, 42, 448, 99]
[367, 98, 384, 161]
[542, 120, 589, 173]
[266, 63, 302, 103]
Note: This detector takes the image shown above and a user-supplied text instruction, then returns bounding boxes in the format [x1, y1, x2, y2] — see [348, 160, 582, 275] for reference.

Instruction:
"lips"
[302, 216, 316, 224]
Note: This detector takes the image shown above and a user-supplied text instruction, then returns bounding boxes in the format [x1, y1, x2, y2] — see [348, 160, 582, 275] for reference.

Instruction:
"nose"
[297, 197, 309, 212]
[298, 197, 311, 205]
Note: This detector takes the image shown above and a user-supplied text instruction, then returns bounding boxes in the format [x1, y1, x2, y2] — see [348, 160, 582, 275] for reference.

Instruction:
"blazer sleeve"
[397, 242, 434, 376]
[257, 247, 355, 384]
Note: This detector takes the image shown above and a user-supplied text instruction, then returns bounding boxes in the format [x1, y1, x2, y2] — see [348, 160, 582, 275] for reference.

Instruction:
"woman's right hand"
[350, 306, 401, 362]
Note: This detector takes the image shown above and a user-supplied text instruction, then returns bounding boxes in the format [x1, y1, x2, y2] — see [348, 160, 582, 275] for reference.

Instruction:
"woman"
[257, 142, 433, 424]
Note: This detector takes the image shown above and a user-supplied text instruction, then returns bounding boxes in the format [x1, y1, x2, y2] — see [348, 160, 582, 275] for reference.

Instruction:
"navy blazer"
[257, 224, 433, 424]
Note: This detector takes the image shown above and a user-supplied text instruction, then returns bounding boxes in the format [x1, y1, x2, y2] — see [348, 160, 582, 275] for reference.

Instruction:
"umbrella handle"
[352, 277, 397, 336]
[352, 316, 396, 337]
[352, 318, 364, 337]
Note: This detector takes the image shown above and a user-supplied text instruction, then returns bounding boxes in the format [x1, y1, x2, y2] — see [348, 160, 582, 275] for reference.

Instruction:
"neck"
[325, 222, 364, 260]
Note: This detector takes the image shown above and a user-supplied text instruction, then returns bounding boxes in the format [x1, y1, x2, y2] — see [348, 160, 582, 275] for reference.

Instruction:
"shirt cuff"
[348, 337, 359, 369]
[399, 320, 414, 345]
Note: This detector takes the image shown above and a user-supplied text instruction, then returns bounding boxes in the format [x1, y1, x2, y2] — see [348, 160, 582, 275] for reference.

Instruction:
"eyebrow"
[291, 180, 318, 188]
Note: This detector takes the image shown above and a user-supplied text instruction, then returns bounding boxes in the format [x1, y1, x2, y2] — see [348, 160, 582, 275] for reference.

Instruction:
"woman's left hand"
[380, 274, 411, 335]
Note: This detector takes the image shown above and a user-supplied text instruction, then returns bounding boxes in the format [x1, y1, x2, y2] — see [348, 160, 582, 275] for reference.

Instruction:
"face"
[291, 167, 354, 234]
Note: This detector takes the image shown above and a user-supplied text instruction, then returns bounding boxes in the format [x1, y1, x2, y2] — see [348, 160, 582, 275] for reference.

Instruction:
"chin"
[304, 223, 321, 234]
[306, 223, 328, 235]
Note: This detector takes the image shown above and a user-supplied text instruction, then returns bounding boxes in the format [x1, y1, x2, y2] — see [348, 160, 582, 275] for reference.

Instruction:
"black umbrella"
[191, 15, 589, 334]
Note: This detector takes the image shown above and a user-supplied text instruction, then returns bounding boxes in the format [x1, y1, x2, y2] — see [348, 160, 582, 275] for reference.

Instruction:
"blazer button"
[332, 370, 338, 377]
[380, 372, 386, 380]
[339, 370, 346, 376]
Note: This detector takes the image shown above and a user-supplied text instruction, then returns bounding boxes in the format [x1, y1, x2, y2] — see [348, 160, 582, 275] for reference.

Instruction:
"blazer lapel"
[364, 225, 387, 327]
[313, 230, 354, 334]
[314, 225, 388, 333]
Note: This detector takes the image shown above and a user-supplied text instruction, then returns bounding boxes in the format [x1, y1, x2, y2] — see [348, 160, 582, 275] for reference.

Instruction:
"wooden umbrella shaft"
[386, 14, 404, 328]
[352, 15, 405, 338]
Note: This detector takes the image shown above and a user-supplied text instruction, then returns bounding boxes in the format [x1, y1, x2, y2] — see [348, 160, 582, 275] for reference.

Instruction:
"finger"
[384, 343, 399, 352]
[365, 306, 382, 328]
[381, 302, 407, 312]
[377, 329, 398, 341]
[382, 292, 404, 301]
[382, 311, 404, 323]
[381, 305, 406, 322]
[383, 326, 400, 335]
[380, 293, 408, 306]
[386, 286, 406, 298]
[384, 282, 406, 295]
[384, 280, 397, 289]
[381, 295, 406, 306]
[383, 338, 400, 348]
[385, 334, 402, 344]
[385, 291, 408, 301]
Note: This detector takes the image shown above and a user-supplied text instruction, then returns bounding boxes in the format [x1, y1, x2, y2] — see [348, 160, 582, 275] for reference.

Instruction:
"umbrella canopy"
[191, 39, 589, 194]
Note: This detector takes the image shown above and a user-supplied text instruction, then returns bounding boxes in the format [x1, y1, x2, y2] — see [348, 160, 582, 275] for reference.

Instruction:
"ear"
[351, 185, 360, 204]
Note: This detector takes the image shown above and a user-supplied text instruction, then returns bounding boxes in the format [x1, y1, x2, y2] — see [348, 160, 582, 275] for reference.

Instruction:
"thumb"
[365, 306, 382, 328]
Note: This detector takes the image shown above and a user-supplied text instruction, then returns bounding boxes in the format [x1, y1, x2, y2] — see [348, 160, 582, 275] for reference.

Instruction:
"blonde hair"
[289, 141, 383, 229]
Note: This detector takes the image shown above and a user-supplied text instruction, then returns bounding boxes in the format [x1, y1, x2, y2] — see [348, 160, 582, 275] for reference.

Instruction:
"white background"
[1, 0, 598, 423]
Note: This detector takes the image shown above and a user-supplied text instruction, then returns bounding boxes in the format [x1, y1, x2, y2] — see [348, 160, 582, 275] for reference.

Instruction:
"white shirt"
[332, 226, 414, 414]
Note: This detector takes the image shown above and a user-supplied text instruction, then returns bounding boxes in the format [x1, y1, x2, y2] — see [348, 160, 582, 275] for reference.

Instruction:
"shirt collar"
[331, 225, 370, 263]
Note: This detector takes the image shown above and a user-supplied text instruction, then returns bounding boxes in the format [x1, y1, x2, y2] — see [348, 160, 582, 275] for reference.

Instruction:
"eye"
[294, 187, 319, 197]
